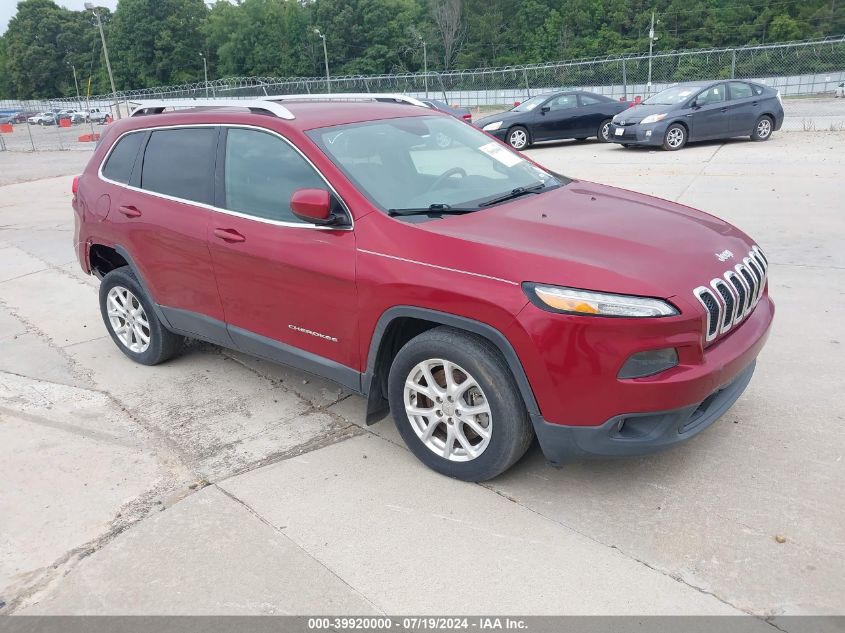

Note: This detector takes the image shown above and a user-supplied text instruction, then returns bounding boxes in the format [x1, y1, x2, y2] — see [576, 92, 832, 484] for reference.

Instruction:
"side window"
[224, 128, 327, 223]
[696, 84, 726, 105]
[140, 128, 217, 204]
[578, 94, 604, 106]
[547, 94, 578, 110]
[102, 132, 144, 184]
[729, 82, 754, 100]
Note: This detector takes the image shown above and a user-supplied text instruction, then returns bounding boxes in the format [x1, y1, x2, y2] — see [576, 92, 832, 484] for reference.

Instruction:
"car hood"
[474, 109, 527, 128]
[415, 181, 755, 300]
[612, 103, 676, 124]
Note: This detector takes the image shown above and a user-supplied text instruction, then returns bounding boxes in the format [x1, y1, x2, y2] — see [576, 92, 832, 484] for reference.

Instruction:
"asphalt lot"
[0, 131, 843, 619]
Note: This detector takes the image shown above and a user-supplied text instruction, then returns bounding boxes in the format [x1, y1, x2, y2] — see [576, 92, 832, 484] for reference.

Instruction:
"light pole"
[85, 2, 120, 119]
[70, 63, 83, 110]
[646, 11, 659, 95]
[418, 36, 428, 99]
[199, 52, 209, 97]
[314, 28, 330, 92]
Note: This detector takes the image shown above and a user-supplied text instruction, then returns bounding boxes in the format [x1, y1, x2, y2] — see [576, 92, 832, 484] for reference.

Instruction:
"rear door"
[206, 126, 359, 383]
[533, 94, 580, 141]
[575, 93, 611, 137]
[727, 81, 760, 135]
[108, 126, 226, 332]
[688, 84, 729, 140]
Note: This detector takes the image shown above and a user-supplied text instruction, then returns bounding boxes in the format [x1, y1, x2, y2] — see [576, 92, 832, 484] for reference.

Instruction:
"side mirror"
[540, 106, 550, 114]
[290, 188, 338, 225]
[690, 99, 701, 109]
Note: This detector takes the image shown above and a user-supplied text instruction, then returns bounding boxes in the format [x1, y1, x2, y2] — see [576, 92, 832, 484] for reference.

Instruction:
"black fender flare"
[362, 306, 540, 423]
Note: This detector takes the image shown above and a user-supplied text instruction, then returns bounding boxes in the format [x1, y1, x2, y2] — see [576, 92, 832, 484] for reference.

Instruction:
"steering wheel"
[427, 167, 467, 192]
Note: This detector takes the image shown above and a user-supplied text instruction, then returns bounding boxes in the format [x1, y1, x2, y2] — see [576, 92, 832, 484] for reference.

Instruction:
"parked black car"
[608, 80, 785, 151]
[474, 91, 631, 149]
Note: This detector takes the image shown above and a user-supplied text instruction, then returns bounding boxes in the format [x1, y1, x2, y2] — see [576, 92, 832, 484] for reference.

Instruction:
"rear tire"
[751, 115, 773, 141]
[506, 126, 530, 150]
[387, 327, 534, 482]
[597, 118, 612, 142]
[99, 267, 184, 366]
[662, 123, 687, 151]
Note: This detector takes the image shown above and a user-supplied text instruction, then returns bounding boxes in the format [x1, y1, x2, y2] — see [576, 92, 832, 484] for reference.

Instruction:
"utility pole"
[419, 36, 428, 99]
[199, 52, 209, 97]
[647, 11, 658, 95]
[85, 3, 120, 119]
[314, 29, 330, 92]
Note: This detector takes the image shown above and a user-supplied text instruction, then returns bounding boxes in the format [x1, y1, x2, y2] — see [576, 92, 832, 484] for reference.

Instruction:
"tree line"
[1, 0, 843, 100]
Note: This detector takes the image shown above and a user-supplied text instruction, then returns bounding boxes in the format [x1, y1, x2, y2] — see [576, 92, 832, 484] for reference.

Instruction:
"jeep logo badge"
[716, 249, 734, 262]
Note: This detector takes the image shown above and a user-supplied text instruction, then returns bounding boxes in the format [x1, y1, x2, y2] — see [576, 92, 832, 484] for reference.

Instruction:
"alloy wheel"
[106, 286, 151, 353]
[509, 129, 527, 149]
[757, 118, 771, 138]
[403, 358, 492, 462]
[601, 122, 610, 141]
[666, 127, 685, 148]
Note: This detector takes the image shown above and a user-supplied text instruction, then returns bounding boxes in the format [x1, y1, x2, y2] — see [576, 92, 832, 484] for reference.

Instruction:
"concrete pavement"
[0, 133, 843, 618]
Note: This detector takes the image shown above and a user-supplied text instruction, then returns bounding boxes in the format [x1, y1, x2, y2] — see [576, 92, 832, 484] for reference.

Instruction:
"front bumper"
[531, 361, 755, 464]
[607, 121, 666, 146]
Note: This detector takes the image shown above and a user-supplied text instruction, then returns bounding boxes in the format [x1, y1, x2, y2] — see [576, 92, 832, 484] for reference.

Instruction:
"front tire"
[506, 126, 530, 150]
[751, 115, 773, 141]
[597, 118, 612, 142]
[662, 123, 687, 151]
[99, 267, 184, 366]
[388, 327, 534, 482]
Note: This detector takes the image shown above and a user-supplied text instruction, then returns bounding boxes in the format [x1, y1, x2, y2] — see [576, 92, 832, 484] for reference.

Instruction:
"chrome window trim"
[693, 285, 720, 342]
[710, 277, 735, 334]
[96, 123, 354, 232]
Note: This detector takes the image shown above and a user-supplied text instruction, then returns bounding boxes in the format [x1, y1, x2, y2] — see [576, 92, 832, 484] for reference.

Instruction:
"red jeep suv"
[72, 95, 774, 481]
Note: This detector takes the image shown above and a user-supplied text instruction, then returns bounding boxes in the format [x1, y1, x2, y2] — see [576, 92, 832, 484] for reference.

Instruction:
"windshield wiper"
[388, 203, 478, 217]
[478, 182, 548, 207]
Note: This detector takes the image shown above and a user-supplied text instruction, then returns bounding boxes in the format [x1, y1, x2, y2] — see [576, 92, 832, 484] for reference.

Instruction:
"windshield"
[511, 94, 550, 112]
[644, 85, 703, 106]
[308, 115, 564, 214]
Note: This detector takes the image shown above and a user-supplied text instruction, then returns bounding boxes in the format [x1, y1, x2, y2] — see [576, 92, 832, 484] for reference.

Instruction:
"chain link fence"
[2, 36, 844, 151]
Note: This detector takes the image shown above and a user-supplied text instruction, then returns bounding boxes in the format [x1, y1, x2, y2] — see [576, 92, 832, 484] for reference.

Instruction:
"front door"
[688, 84, 729, 140]
[206, 126, 360, 386]
[533, 94, 580, 141]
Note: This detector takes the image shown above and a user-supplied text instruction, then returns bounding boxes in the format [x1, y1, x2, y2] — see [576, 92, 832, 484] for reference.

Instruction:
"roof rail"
[263, 93, 429, 108]
[129, 99, 295, 120]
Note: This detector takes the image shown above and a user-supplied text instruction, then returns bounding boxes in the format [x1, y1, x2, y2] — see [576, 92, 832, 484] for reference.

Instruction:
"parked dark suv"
[73, 95, 774, 481]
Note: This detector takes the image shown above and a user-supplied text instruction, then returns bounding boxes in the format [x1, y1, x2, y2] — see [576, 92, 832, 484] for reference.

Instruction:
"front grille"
[693, 246, 769, 343]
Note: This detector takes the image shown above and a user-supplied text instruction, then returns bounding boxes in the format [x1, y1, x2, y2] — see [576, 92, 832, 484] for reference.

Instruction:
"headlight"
[482, 121, 503, 131]
[524, 283, 678, 317]
[640, 113, 667, 125]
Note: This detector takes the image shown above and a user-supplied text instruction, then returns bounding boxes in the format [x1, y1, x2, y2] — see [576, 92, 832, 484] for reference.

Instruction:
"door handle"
[118, 205, 141, 218]
[213, 228, 246, 243]
[720, 107, 728, 113]
[752, 101, 759, 106]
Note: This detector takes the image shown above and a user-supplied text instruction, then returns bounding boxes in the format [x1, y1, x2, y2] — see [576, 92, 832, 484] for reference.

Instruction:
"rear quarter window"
[140, 128, 217, 204]
[102, 132, 144, 184]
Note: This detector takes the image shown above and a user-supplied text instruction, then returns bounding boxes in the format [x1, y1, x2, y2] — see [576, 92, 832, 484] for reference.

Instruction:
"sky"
[0, 0, 119, 35]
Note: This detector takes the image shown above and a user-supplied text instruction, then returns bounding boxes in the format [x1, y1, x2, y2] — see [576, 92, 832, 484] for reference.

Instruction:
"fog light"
[618, 348, 678, 379]
[645, 130, 652, 137]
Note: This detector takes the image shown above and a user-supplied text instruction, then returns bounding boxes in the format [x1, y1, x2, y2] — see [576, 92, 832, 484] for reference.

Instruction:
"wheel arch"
[362, 306, 540, 424]
[90, 243, 174, 330]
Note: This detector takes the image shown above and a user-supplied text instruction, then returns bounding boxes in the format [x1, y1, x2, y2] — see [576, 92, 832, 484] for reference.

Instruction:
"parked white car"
[27, 112, 54, 124]
[88, 108, 109, 123]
